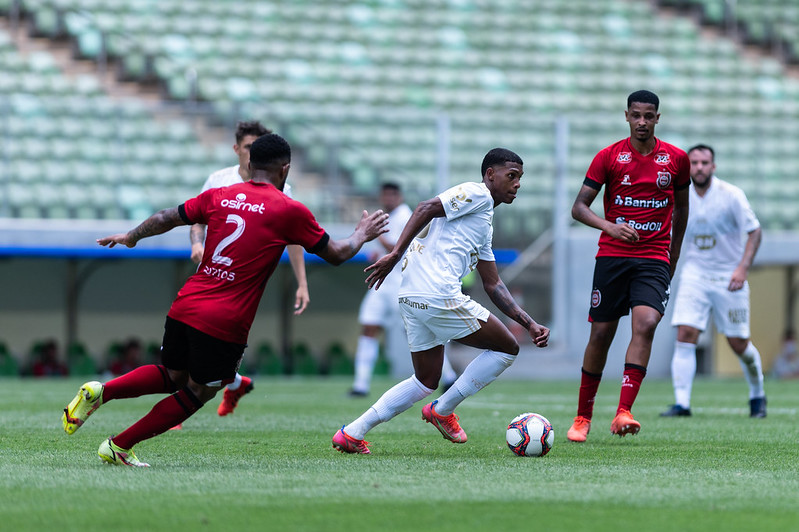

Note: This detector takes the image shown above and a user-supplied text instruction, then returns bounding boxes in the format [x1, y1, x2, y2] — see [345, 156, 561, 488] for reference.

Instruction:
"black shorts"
[588, 257, 671, 322]
[160, 316, 246, 386]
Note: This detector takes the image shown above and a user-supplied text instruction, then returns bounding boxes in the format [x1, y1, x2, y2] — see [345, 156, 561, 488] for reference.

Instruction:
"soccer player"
[661, 144, 766, 418]
[332, 148, 550, 454]
[190, 120, 310, 417]
[62, 133, 389, 467]
[566, 90, 690, 442]
[349, 182, 457, 397]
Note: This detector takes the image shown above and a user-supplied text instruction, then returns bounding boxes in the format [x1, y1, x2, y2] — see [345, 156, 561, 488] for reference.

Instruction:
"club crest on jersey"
[617, 152, 632, 164]
[591, 289, 601, 308]
[654, 153, 670, 165]
[656, 171, 672, 189]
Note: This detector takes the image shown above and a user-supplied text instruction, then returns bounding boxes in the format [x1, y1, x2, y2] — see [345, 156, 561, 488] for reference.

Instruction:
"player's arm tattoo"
[190, 223, 205, 245]
[488, 281, 533, 329]
[128, 207, 184, 243]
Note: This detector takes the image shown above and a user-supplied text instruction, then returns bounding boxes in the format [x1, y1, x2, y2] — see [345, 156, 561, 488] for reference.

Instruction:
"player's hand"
[97, 233, 135, 248]
[728, 267, 747, 292]
[365, 252, 399, 290]
[190, 242, 204, 264]
[294, 285, 310, 315]
[528, 322, 550, 348]
[357, 209, 389, 242]
[605, 223, 639, 243]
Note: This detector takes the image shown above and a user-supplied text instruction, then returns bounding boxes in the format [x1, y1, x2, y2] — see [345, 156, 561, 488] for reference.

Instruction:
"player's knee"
[505, 339, 520, 356]
[728, 337, 750, 356]
[633, 315, 660, 338]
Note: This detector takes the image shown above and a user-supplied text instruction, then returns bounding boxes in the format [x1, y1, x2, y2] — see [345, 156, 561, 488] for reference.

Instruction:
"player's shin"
[434, 350, 515, 415]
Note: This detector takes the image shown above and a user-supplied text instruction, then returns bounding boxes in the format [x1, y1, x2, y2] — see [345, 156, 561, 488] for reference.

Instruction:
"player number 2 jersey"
[169, 181, 327, 344]
[399, 181, 495, 299]
[585, 137, 690, 262]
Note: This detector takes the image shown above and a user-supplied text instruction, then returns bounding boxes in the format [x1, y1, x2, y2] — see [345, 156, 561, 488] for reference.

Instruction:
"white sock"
[227, 372, 243, 391]
[441, 353, 457, 386]
[434, 350, 515, 416]
[351, 336, 380, 393]
[737, 342, 765, 399]
[672, 341, 696, 409]
[345, 375, 433, 439]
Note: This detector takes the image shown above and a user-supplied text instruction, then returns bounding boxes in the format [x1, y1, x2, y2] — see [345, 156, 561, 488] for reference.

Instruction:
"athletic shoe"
[348, 388, 368, 398]
[332, 427, 370, 454]
[749, 396, 767, 418]
[566, 415, 591, 442]
[660, 404, 692, 417]
[169, 423, 183, 430]
[421, 400, 467, 443]
[98, 438, 150, 467]
[217, 376, 254, 416]
[610, 409, 641, 437]
[62, 381, 104, 435]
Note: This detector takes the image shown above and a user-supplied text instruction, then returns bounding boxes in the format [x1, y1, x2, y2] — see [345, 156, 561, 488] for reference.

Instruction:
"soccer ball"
[506, 412, 554, 457]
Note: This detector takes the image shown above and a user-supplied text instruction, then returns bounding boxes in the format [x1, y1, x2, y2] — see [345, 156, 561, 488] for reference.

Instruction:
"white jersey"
[201, 165, 293, 197]
[399, 181, 495, 299]
[681, 176, 759, 277]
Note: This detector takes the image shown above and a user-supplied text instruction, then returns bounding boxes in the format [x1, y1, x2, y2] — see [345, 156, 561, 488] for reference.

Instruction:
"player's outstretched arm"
[365, 197, 444, 290]
[315, 210, 389, 266]
[476, 260, 550, 348]
[97, 207, 186, 248]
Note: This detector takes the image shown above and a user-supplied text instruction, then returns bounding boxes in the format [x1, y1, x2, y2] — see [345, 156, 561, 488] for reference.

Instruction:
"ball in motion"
[506, 412, 554, 457]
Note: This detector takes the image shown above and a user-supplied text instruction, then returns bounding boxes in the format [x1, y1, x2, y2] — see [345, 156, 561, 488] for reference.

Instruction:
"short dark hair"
[481, 148, 523, 176]
[627, 90, 659, 110]
[250, 133, 291, 169]
[687, 144, 715, 161]
[381, 182, 401, 193]
[235, 120, 270, 144]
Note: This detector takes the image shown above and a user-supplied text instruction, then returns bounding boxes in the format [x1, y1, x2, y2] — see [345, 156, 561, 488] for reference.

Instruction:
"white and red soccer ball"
[506, 412, 554, 457]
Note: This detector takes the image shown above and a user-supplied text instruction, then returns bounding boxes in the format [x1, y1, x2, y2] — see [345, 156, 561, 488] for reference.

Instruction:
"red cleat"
[217, 376, 254, 416]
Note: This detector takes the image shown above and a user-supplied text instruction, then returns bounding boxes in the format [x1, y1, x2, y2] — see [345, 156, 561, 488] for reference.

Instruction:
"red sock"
[576, 368, 602, 419]
[113, 387, 203, 449]
[617, 363, 647, 414]
[103, 365, 177, 402]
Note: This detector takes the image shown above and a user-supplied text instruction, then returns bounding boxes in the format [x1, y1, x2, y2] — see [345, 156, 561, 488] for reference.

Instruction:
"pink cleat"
[421, 400, 467, 443]
[332, 427, 371, 454]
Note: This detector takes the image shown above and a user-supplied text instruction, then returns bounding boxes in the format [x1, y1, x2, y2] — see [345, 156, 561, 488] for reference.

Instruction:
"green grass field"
[1, 376, 797, 532]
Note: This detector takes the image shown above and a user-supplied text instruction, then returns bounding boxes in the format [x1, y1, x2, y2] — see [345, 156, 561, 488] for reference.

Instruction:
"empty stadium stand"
[2, 0, 799, 245]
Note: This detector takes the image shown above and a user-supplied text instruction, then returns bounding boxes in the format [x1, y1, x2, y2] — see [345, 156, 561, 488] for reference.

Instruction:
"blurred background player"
[190, 121, 310, 418]
[333, 148, 549, 454]
[662, 144, 766, 418]
[62, 133, 388, 466]
[349, 182, 456, 397]
[566, 90, 690, 442]
[31, 339, 68, 377]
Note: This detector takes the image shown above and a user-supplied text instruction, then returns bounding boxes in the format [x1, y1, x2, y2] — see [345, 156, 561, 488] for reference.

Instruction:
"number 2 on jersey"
[211, 214, 245, 266]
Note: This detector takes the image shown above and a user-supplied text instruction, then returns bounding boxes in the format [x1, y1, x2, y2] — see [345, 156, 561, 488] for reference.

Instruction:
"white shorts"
[358, 281, 400, 327]
[398, 294, 490, 352]
[670, 271, 751, 338]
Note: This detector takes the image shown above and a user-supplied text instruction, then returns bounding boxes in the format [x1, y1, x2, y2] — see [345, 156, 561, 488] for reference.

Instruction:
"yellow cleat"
[98, 438, 150, 467]
[62, 381, 104, 435]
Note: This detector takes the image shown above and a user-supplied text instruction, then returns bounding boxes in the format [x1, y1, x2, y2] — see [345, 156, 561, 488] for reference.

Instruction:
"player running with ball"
[332, 148, 549, 454]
